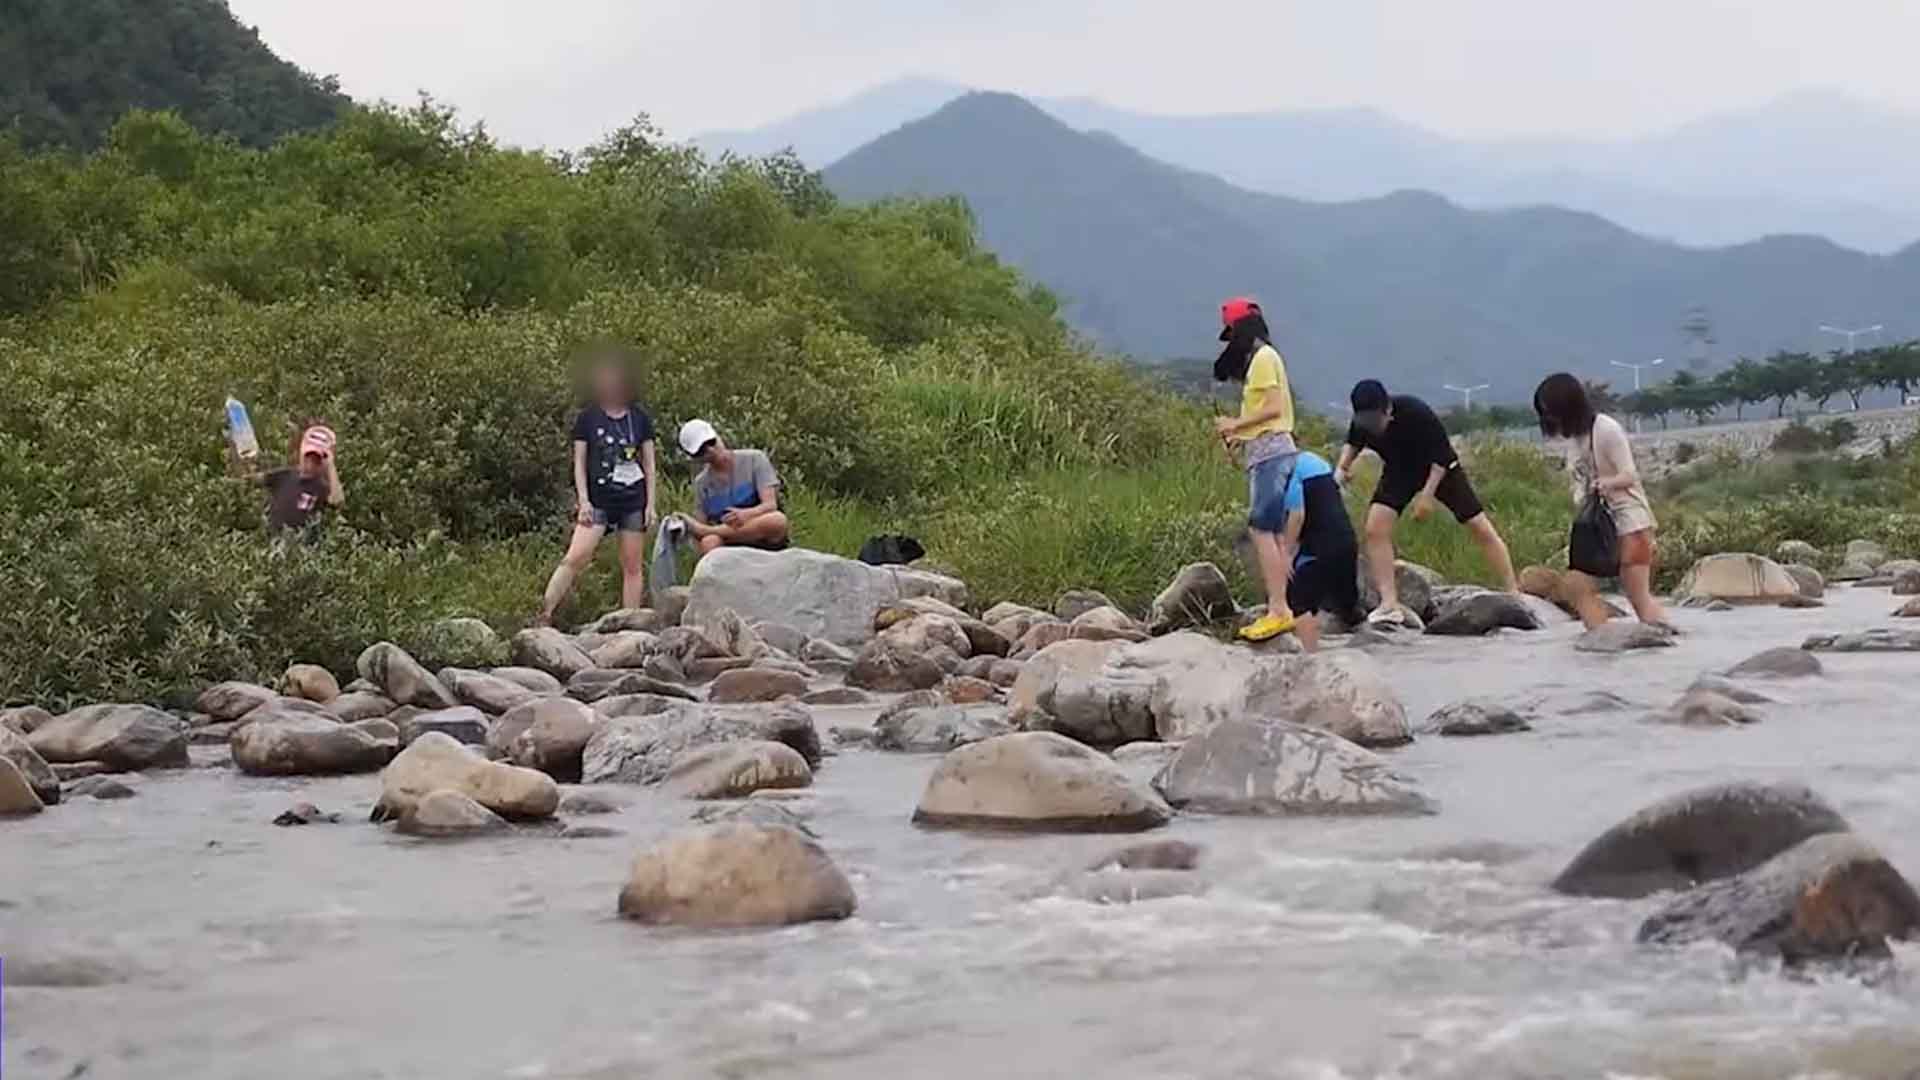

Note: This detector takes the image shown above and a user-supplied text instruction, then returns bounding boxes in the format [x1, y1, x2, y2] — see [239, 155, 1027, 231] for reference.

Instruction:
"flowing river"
[6, 587, 1919, 1079]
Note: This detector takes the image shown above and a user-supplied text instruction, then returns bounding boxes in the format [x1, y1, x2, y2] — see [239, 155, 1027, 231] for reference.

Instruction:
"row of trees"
[1445, 344, 1920, 433]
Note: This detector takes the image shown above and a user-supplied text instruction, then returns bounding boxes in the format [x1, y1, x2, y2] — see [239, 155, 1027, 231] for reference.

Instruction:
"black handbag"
[1569, 492, 1620, 577]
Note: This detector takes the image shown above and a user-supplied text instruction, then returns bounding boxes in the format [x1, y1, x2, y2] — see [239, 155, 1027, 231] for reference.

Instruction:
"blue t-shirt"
[1282, 452, 1356, 567]
[572, 404, 655, 511]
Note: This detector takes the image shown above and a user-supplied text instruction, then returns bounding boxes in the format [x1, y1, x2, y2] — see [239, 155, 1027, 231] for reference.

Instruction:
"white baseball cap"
[677, 418, 719, 457]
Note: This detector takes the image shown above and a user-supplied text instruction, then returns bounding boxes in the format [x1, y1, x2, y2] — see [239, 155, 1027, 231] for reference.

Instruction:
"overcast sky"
[228, 0, 1920, 150]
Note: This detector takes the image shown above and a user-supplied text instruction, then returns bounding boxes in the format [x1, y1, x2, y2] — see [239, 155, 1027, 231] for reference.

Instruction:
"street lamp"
[1611, 357, 1664, 431]
[1818, 324, 1884, 352]
[1443, 383, 1490, 411]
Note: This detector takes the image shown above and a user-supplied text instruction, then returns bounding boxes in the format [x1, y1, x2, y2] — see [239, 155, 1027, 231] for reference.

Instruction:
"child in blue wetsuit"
[1266, 451, 1362, 651]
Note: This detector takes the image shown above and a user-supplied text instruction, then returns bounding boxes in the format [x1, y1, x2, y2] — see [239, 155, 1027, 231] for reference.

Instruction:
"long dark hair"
[1214, 311, 1273, 383]
[1533, 372, 1596, 438]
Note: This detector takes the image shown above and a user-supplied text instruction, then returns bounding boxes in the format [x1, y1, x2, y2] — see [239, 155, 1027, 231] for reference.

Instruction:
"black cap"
[1350, 379, 1390, 412]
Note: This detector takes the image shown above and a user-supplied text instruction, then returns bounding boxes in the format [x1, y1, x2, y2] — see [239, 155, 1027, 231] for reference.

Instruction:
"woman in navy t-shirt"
[535, 355, 656, 625]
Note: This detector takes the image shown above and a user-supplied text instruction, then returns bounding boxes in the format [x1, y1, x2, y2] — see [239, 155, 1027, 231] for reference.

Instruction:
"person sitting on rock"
[1211, 297, 1300, 642]
[677, 419, 790, 555]
[1271, 450, 1363, 651]
[237, 421, 344, 533]
[1336, 379, 1518, 625]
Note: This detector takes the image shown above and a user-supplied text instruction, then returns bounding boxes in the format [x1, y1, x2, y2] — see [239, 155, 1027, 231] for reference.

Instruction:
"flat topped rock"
[1153, 718, 1436, 817]
[913, 732, 1170, 833]
[617, 823, 856, 928]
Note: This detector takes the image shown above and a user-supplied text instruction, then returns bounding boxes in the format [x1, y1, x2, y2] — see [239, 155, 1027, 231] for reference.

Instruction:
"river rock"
[1573, 620, 1676, 653]
[281, 664, 340, 704]
[685, 547, 907, 648]
[942, 674, 998, 704]
[586, 631, 660, 670]
[1803, 628, 1920, 653]
[1359, 557, 1444, 621]
[0, 727, 60, 805]
[1782, 563, 1826, 600]
[1844, 539, 1888, 570]
[67, 775, 135, 800]
[894, 567, 972, 610]
[1420, 699, 1532, 736]
[1550, 781, 1851, 899]
[1779, 594, 1825, 609]
[875, 700, 1012, 752]
[1724, 647, 1823, 679]
[1037, 670, 1156, 747]
[1831, 560, 1876, 583]
[581, 702, 820, 785]
[1518, 565, 1573, 614]
[1895, 597, 1920, 618]
[1153, 718, 1435, 816]
[376, 732, 559, 820]
[28, 704, 188, 770]
[1010, 639, 1129, 723]
[748, 621, 809, 657]
[800, 638, 856, 668]
[1774, 540, 1822, 565]
[1894, 568, 1920, 596]
[231, 710, 397, 776]
[1655, 689, 1759, 727]
[1070, 606, 1150, 643]
[617, 823, 856, 927]
[584, 608, 666, 635]
[1, 706, 53, 735]
[1086, 839, 1204, 872]
[1425, 590, 1541, 635]
[195, 682, 277, 723]
[879, 613, 972, 660]
[994, 610, 1060, 648]
[0, 758, 45, 815]
[1685, 675, 1776, 705]
[801, 687, 870, 706]
[1637, 833, 1920, 966]
[913, 731, 1170, 832]
[567, 669, 696, 703]
[954, 618, 1012, 658]
[1148, 562, 1237, 633]
[420, 616, 508, 668]
[325, 690, 397, 723]
[707, 667, 808, 704]
[510, 628, 596, 681]
[489, 697, 598, 777]
[1674, 553, 1799, 605]
[847, 638, 950, 692]
[1234, 646, 1412, 747]
[593, 693, 685, 721]
[357, 642, 458, 709]
[684, 656, 755, 683]
[1056, 868, 1211, 904]
[490, 667, 564, 694]
[1054, 589, 1116, 622]
[437, 668, 537, 714]
[395, 789, 507, 838]
[663, 740, 813, 799]
[396, 706, 489, 747]
[688, 607, 770, 663]
[691, 799, 814, 834]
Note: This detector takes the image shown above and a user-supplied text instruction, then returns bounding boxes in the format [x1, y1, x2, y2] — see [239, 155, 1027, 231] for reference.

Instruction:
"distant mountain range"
[700, 78, 1920, 253]
[823, 92, 1920, 404]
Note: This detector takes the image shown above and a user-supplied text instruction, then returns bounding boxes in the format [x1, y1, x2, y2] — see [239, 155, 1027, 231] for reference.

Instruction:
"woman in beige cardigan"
[1533, 373, 1672, 631]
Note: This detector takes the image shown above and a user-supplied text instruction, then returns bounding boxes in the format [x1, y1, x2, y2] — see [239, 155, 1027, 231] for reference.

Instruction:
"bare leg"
[1562, 569, 1614, 630]
[700, 511, 791, 549]
[1295, 613, 1322, 652]
[1246, 530, 1296, 621]
[1463, 513, 1520, 592]
[696, 533, 724, 558]
[540, 524, 605, 622]
[1364, 504, 1399, 612]
[617, 529, 647, 610]
[1619, 530, 1670, 627]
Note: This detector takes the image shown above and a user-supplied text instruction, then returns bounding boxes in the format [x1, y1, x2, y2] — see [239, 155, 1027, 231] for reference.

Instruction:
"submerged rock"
[1551, 781, 1851, 899]
[395, 789, 507, 838]
[663, 740, 813, 799]
[376, 732, 559, 820]
[1085, 838, 1204, 872]
[1724, 647, 1823, 679]
[691, 799, 816, 835]
[67, 775, 136, 800]
[1638, 833, 1920, 967]
[1654, 689, 1760, 727]
[1573, 621, 1676, 654]
[28, 704, 188, 771]
[1803, 628, 1920, 653]
[1152, 719, 1436, 816]
[581, 702, 820, 786]
[913, 732, 1170, 832]
[1057, 868, 1211, 904]
[617, 823, 856, 927]
[1419, 699, 1532, 736]
[1424, 590, 1542, 636]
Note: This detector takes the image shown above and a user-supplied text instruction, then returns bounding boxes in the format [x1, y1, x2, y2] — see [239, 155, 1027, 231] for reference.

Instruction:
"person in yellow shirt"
[1211, 297, 1300, 642]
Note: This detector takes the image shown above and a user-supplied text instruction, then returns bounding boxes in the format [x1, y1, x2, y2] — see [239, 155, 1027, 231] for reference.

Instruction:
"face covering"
[1213, 313, 1271, 383]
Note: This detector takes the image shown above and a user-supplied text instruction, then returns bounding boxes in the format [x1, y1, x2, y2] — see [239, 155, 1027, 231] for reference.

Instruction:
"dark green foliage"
[0, 0, 348, 150]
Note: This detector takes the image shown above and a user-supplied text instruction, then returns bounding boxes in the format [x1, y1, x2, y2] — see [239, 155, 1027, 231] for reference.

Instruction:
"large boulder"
[1803, 628, 1920, 653]
[1724, 647, 1823, 679]
[417, 616, 509, 669]
[1637, 833, 1920, 966]
[0, 758, 45, 815]
[662, 740, 813, 799]
[438, 668, 538, 714]
[617, 824, 856, 928]
[1228, 645, 1412, 747]
[1424, 590, 1541, 635]
[846, 638, 950, 692]
[684, 547, 914, 648]
[707, 667, 808, 704]
[1359, 557, 1444, 621]
[581, 701, 820, 785]
[0, 728, 59, 805]
[1152, 719, 1436, 816]
[375, 732, 559, 820]
[874, 700, 1012, 752]
[28, 705, 187, 770]
[395, 789, 507, 838]
[281, 664, 340, 704]
[357, 642, 458, 709]
[509, 628, 596, 681]
[1010, 639, 1128, 722]
[231, 708, 397, 776]
[499, 697, 600, 781]
[1148, 562, 1237, 633]
[195, 682, 277, 723]
[912, 732, 1170, 832]
[1674, 554, 1799, 605]
[1551, 782, 1851, 898]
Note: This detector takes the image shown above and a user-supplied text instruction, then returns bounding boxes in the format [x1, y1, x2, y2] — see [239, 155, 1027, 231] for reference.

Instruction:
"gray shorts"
[590, 507, 648, 533]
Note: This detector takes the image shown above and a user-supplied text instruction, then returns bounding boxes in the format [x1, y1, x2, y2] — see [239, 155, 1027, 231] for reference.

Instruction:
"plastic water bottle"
[225, 396, 259, 460]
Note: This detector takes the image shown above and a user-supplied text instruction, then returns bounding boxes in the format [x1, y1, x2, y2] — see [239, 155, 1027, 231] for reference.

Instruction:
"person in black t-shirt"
[535, 354, 657, 626]
[235, 421, 344, 533]
[1336, 380, 1518, 625]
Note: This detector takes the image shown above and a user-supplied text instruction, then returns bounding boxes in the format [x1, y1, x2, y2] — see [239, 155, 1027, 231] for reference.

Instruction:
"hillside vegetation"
[0, 0, 348, 150]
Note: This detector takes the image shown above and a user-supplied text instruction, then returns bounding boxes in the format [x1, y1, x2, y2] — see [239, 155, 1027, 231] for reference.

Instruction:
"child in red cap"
[243, 420, 344, 532]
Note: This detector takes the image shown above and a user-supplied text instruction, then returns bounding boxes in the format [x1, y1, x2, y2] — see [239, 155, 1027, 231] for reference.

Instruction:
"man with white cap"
[677, 419, 790, 555]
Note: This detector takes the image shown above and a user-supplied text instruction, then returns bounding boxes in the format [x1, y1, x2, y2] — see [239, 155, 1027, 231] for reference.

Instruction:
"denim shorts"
[590, 506, 649, 533]
[1246, 452, 1298, 533]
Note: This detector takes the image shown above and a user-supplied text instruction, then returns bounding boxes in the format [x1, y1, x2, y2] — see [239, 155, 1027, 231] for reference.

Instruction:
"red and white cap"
[299, 425, 337, 459]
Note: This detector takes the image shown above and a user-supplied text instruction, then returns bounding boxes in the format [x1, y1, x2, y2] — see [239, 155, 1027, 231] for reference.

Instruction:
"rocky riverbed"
[6, 553, 1920, 1079]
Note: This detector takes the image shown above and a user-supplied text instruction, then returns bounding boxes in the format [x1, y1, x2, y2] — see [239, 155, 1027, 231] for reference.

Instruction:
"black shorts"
[1288, 547, 1360, 619]
[1371, 465, 1484, 523]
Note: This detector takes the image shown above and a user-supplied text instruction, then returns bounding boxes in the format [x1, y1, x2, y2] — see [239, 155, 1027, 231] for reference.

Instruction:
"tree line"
[1444, 344, 1920, 433]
